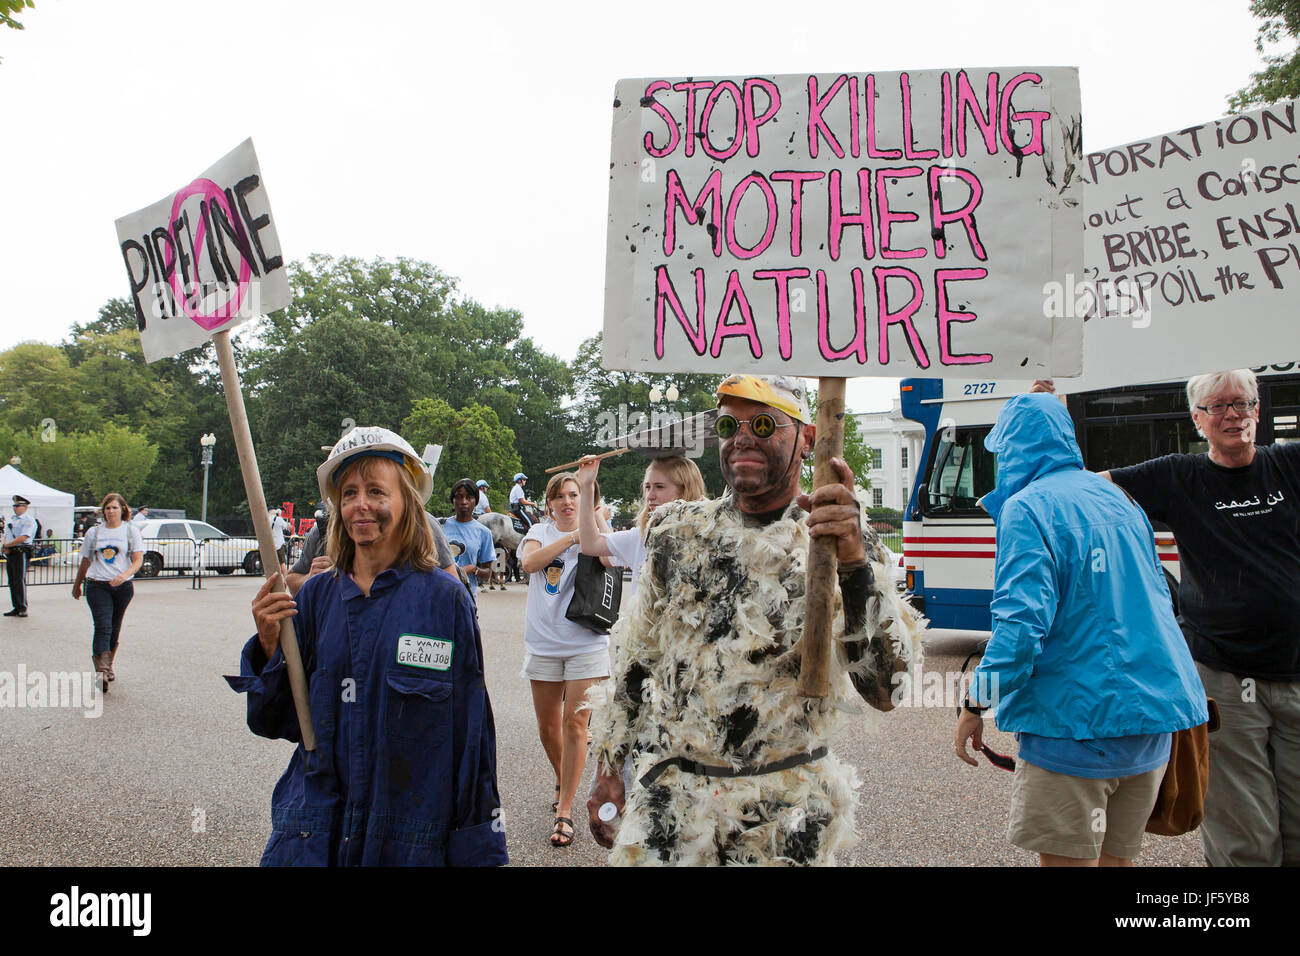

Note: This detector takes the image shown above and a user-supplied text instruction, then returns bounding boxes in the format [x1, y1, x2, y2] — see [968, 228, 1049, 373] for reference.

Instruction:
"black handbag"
[565, 554, 623, 633]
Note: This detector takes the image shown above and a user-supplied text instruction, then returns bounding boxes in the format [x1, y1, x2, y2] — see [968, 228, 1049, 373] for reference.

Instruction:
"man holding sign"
[585, 374, 921, 865]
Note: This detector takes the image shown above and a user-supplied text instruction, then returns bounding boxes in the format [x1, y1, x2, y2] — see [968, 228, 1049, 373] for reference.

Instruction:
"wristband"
[962, 698, 987, 717]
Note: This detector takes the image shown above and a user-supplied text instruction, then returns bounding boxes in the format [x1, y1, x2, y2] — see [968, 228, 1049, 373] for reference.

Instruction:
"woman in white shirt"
[519, 471, 612, 848]
[575, 455, 707, 595]
[71, 493, 144, 692]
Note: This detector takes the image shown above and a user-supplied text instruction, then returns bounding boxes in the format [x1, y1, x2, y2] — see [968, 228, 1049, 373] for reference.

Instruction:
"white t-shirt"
[270, 514, 288, 548]
[520, 521, 609, 658]
[474, 491, 489, 515]
[510, 483, 525, 506]
[80, 523, 144, 582]
[602, 527, 648, 597]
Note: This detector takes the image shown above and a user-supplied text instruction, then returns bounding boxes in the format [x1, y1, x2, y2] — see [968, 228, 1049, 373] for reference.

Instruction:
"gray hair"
[1186, 369, 1259, 437]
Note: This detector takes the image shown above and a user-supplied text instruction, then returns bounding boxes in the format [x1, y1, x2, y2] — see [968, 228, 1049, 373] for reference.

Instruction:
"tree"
[73, 423, 158, 502]
[0, 342, 80, 433]
[12, 428, 86, 499]
[400, 398, 522, 512]
[1231, 1, 1300, 111]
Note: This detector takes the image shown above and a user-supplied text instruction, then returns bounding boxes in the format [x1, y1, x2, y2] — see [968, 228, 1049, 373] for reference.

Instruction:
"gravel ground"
[0, 577, 1206, 867]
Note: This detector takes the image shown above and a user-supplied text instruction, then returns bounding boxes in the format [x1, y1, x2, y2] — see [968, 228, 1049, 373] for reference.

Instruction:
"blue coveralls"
[227, 564, 508, 866]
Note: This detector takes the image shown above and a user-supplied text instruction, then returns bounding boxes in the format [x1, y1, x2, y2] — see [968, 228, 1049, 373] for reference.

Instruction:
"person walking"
[3, 495, 38, 617]
[519, 472, 612, 848]
[71, 493, 144, 691]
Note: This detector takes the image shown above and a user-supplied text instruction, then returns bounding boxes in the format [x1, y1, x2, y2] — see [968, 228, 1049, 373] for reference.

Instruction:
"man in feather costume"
[585, 373, 923, 865]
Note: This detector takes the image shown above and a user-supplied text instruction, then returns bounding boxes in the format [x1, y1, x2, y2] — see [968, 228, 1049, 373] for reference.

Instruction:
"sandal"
[550, 816, 574, 848]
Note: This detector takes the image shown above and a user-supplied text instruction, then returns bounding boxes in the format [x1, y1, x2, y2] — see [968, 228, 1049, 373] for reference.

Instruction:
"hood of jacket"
[979, 393, 1084, 521]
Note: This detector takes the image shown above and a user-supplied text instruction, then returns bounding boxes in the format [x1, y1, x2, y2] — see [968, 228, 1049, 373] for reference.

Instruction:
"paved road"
[0, 577, 1205, 866]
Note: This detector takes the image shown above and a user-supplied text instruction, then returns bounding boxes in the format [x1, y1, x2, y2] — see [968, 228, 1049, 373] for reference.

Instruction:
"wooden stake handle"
[214, 331, 317, 751]
[798, 377, 846, 699]
[545, 447, 632, 474]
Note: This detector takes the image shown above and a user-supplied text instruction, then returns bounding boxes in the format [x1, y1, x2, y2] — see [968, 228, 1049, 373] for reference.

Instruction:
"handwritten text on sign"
[1065, 99, 1300, 390]
[602, 69, 1083, 379]
[114, 139, 289, 363]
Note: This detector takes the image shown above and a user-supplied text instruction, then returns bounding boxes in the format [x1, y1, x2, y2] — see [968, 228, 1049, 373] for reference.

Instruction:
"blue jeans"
[86, 580, 133, 657]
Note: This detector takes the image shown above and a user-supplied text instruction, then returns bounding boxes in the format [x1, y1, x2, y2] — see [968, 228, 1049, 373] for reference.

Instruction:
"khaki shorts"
[1008, 759, 1166, 860]
[520, 649, 610, 682]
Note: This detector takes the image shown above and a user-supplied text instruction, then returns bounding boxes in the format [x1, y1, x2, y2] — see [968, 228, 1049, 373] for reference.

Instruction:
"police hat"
[11, 495, 30, 506]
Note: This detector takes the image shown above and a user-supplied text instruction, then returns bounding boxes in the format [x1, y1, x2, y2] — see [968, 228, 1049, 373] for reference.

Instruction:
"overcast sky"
[0, 0, 1268, 414]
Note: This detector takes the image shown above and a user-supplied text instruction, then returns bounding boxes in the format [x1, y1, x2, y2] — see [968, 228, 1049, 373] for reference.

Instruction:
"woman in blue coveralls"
[228, 426, 508, 866]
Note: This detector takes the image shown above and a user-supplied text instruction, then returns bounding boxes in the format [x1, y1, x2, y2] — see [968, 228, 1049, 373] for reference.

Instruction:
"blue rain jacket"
[970, 394, 1207, 738]
[226, 565, 508, 866]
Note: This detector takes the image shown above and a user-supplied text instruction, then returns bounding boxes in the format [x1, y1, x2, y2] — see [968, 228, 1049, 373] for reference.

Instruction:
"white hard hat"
[316, 426, 433, 505]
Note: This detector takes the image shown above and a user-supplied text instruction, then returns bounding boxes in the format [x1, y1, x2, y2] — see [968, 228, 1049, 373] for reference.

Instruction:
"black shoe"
[3, 609, 20, 617]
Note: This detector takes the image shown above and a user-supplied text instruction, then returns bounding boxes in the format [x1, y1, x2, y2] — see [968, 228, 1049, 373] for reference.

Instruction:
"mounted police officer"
[3, 495, 38, 617]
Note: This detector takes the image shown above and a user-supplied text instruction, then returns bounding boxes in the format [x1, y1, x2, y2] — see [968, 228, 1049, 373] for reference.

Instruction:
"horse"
[476, 510, 530, 590]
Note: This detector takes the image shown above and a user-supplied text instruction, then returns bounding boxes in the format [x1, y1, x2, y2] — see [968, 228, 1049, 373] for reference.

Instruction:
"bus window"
[922, 427, 996, 515]
[1154, 418, 1207, 457]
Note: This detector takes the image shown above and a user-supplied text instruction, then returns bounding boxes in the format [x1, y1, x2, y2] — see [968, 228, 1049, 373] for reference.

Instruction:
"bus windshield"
[922, 426, 997, 516]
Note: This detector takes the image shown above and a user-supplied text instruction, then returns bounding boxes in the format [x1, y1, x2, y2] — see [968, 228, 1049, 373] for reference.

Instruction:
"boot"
[93, 653, 110, 693]
[106, 647, 117, 682]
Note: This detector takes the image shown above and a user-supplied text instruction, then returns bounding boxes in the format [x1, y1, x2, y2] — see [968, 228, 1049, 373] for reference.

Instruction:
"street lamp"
[199, 433, 216, 523]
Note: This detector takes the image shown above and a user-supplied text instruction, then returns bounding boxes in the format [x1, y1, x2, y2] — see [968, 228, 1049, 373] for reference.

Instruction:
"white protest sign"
[421, 443, 443, 479]
[114, 138, 288, 363]
[1062, 99, 1300, 391]
[603, 69, 1084, 380]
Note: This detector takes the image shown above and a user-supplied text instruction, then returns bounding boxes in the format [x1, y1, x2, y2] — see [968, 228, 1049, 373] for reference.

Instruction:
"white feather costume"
[586, 491, 924, 866]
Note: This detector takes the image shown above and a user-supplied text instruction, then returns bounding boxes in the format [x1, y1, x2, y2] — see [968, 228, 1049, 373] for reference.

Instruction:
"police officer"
[3, 495, 38, 617]
[473, 479, 492, 516]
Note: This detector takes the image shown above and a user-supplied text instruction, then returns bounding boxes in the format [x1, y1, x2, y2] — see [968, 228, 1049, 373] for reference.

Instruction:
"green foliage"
[401, 398, 521, 513]
[1231, 0, 1300, 111]
[0, 0, 33, 29]
[247, 255, 574, 509]
[74, 423, 159, 502]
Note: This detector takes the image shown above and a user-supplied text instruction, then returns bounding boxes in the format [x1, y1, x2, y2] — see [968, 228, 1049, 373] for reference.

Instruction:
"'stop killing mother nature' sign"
[602, 68, 1084, 379]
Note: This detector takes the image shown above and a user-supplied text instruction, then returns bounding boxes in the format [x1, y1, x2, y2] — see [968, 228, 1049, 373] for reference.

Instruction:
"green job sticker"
[396, 634, 453, 671]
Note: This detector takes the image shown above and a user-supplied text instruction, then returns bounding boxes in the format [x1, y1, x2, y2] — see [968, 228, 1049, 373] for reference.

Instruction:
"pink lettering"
[770, 171, 824, 256]
[874, 266, 930, 368]
[827, 168, 875, 261]
[816, 268, 868, 363]
[899, 73, 939, 160]
[673, 80, 714, 158]
[725, 173, 779, 259]
[710, 271, 763, 359]
[642, 80, 679, 158]
[700, 81, 745, 161]
[663, 168, 724, 256]
[864, 74, 902, 160]
[1000, 72, 1048, 157]
[936, 267, 992, 365]
[807, 74, 847, 159]
[654, 266, 708, 358]
[928, 166, 987, 259]
[742, 78, 781, 157]
[753, 267, 811, 360]
[875, 166, 926, 259]
[956, 70, 999, 157]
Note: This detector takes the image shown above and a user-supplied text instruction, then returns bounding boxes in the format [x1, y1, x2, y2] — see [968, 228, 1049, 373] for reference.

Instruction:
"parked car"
[126, 518, 262, 577]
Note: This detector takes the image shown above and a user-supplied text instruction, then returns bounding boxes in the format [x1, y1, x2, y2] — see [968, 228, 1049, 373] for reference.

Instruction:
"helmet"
[514, 473, 527, 482]
[476, 479, 489, 488]
[316, 426, 433, 505]
[715, 373, 812, 423]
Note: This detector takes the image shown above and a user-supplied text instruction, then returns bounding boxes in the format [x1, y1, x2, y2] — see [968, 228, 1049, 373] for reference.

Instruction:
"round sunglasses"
[714, 413, 799, 440]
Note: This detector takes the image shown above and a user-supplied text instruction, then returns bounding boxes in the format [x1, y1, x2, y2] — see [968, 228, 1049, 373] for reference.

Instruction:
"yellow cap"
[715, 374, 812, 423]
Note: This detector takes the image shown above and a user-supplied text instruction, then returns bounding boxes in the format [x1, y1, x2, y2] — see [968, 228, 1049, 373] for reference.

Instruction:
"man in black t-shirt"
[1102, 369, 1300, 867]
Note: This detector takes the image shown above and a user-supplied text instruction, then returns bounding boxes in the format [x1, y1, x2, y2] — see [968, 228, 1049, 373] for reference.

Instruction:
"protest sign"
[1057, 99, 1300, 391]
[603, 69, 1084, 380]
[114, 141, 314, 749]
[114, 139, 288, 363]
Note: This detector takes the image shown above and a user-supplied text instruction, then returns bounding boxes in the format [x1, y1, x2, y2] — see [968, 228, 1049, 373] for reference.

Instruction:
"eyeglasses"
[714, 413, 799, 440]
[1195, 399, 1259, 416]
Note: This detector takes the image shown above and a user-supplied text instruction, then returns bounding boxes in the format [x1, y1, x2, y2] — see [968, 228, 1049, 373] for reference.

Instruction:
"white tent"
[0, 465, 75, 540]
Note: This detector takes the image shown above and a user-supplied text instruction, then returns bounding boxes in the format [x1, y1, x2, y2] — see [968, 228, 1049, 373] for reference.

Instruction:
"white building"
[854, 401, 926, 512]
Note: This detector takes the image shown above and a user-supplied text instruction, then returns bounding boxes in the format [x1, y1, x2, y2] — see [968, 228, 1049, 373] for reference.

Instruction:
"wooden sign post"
[115, 139, 315, 749]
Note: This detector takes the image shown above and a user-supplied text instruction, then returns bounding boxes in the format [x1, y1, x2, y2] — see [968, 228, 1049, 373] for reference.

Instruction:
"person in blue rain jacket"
[953, 393, 1206, 866]
[227, 426, 507, 866]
